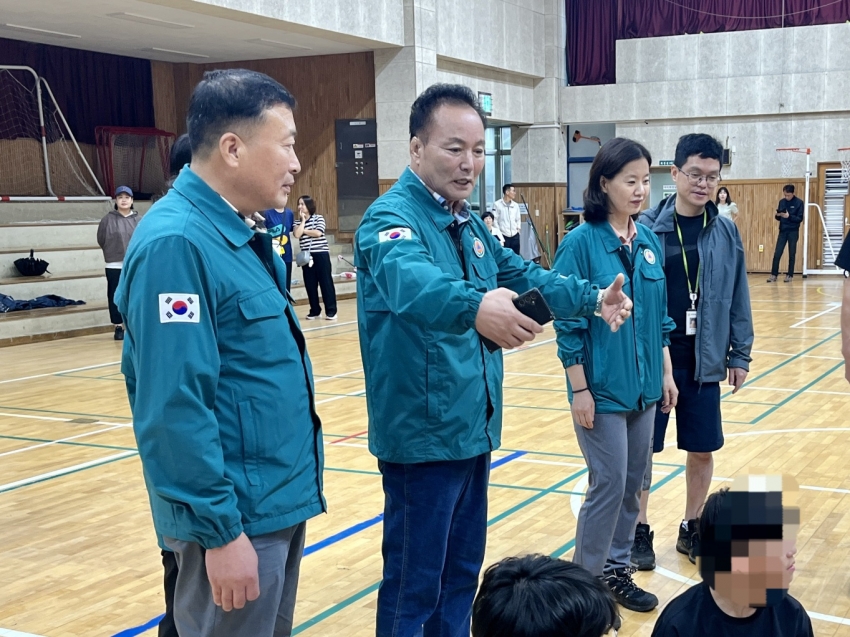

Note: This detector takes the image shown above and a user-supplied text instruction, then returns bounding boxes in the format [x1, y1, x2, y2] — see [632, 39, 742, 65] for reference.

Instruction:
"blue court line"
[110, 614, 164, 637]
[109, 450, 528, 637]
[303, 513, 384, 557]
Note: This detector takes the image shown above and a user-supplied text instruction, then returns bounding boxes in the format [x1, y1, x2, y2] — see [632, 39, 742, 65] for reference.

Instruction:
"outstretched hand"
[600, 273, 633, 332]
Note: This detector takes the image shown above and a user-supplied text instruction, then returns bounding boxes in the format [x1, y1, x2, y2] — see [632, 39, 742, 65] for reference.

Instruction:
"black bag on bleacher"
[14, 249, 50, 277]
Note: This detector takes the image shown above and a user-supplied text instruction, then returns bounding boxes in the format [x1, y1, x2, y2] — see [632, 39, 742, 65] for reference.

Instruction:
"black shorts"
[652, 368, 723, 453]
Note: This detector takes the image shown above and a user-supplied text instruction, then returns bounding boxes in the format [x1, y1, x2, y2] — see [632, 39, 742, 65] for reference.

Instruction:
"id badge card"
[685, 309, 698, 335]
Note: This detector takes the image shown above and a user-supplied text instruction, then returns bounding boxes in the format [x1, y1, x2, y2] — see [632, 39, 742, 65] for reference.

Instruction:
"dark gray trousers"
[165, 522, 306, 637]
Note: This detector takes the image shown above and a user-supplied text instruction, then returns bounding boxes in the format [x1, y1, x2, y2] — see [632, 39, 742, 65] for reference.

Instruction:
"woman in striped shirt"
[294, 195, 338, 320]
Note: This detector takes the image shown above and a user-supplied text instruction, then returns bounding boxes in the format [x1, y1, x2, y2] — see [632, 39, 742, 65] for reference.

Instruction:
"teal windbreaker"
[116, 167, 325, 549]
[354, 167, 601, 464]
[553, 221, 675, 414]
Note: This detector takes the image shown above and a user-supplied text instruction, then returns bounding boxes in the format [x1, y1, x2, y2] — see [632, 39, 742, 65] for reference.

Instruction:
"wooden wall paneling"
[512, 183, 562, 268]
[150, 61, 178, 135]
[378, 179, 396, 196]
[150, 53, 376, 231]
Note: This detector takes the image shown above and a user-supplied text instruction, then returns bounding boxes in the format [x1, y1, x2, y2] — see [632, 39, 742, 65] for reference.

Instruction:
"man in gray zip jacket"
[630, 134, 754, 570]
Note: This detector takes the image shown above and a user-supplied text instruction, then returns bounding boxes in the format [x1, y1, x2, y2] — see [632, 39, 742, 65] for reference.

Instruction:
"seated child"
[473, 554, 620, 637]
[652, 475, 814, 637]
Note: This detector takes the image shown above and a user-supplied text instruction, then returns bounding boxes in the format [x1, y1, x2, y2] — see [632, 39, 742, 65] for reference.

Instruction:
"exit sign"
[659, 160, 675, 166]
[478, 92, 493, 115]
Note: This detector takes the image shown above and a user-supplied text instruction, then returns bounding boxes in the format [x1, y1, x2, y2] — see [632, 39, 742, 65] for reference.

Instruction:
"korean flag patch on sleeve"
[159, 293, 200, 323]
[378, 227, 412, 242]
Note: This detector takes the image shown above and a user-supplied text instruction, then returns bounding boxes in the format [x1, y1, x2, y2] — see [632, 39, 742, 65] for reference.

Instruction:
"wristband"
[593, 289, 604, 317]
[573, 387, 589, 394]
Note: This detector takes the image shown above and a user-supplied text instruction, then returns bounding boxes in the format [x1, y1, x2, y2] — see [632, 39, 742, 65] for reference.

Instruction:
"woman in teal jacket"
[553, 138, 677, 613]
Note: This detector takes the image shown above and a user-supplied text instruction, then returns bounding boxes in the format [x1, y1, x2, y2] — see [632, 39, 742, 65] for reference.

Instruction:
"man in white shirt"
[492, 184, 522, 255]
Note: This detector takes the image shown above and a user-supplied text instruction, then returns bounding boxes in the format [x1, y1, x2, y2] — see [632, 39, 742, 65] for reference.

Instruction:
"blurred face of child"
[116, 193, 133, 212]
[484, 216, 494, 229]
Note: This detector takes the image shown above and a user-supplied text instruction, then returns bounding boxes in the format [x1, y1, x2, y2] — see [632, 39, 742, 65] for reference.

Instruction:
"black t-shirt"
[665, 212, 703, 371]
[836, 230, 850, 272]
[652, 583, 814, 637]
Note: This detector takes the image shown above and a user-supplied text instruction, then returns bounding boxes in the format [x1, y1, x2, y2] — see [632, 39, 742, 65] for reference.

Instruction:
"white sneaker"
[325, 313, 338, 321]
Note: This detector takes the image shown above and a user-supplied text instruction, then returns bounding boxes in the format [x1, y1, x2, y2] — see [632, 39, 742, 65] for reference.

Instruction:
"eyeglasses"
[679, 170, 722, 186]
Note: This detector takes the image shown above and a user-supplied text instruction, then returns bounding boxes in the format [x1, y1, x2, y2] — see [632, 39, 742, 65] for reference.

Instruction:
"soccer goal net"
[0, 66, 104, 198]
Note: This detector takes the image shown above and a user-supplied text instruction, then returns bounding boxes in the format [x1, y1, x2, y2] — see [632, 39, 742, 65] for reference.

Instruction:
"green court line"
[55, 373, 124, 382]
[499, 447, 684, 468]
[720, 331, 839, 399]
[0, 451, 138, 494]
[724, 400, 778, 406]
[291, 467, 589, 633]
[750, 361, 845, 424]
[487, 468, 588, 527]
[0, 434, 136, 452]
[549, 465, 686, 558]
[0, 404, 132, 420]
[326, 467, 379, 477]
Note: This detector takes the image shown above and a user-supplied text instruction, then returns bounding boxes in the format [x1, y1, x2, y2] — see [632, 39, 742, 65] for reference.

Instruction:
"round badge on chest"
[473, 238, 485, 258]
[644, 249, 656, 265]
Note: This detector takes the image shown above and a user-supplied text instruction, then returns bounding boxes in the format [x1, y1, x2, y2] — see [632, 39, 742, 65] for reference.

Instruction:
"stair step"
[0, 302, 112, 346]
[0, 222, 100, 251]
[0, 270, 105, 305]
[0, 246, 104, 279]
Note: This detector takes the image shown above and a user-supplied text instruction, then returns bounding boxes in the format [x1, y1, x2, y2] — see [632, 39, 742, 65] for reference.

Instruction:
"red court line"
[330, 430, 368, 445]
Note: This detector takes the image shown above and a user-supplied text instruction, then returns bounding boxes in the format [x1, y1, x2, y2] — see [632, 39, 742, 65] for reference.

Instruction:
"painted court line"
[0, 425, 123, 457]
[313, 368, 363, 383]
[790, 303, 841, 328]
[0, 451, 137, 493]
[0, 360, 120, 385]
[0, 411, 133, 428]
[314, 389, 367, 405]
[0, 629, 48, 637]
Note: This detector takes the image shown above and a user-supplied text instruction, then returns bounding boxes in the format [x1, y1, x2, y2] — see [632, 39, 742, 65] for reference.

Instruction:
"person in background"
[715, 187, 738, 223]
[293, 195, 337, 319]
[634, 133, 753, 571]
[472, 555, 620, 637]
[553, 137, 677, 613]
[116, 68, 325, 637]
[97, 185, 139, 341]
[768, 184, 804, 283]
[265, 196, 296, 291]
[481, 211, 505, 246]
[652, 476, 813, 637]
[493, 183, 522, 255]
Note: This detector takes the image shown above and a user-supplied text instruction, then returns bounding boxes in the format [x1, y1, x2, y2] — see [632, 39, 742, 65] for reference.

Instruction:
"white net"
[777, 148, 806, 178]
[839, 148, 850, 186]
[97, 128, 173, 199]
[0, 69, 100, 196]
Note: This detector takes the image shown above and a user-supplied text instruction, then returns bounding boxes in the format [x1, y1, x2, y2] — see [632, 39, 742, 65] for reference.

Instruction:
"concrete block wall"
[562, 23, 850, 179]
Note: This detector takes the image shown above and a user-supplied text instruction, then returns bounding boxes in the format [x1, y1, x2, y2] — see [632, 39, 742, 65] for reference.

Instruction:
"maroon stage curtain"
[0, 37, 154, 144]
[567, 0, 850, 86]
[567, 0, 618, 85]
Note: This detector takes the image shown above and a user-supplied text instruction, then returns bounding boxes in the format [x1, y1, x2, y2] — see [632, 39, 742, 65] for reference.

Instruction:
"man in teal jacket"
[116, 69, 324, 637]
[355, 83, 634, 637]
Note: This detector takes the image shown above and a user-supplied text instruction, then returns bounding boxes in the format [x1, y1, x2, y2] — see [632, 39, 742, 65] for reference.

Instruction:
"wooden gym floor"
[1, 274, 849, 637]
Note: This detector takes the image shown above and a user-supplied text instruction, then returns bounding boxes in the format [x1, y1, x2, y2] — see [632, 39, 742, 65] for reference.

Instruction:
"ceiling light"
[3, 24, 81, 39]
[107, 13, 194, 29]
[248, 38, 312, 51]
[149, 47, 209, 59]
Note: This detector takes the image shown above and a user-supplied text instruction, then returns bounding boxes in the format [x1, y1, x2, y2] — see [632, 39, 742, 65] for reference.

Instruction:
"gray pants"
[573, 406, 655, 576]
[165, 522, 306, 637]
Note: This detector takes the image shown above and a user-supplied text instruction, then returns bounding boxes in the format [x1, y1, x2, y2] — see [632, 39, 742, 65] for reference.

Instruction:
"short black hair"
[674, 133, 724, 169]
[169, 133, 192, 178]
[715, 186, 733, 206]
[186, 69, 296, 158]
[409, 83, 487, 141]
[583, 137, 652, 223]
[482, 211, 495, 220]
[502, 183, 514, 195]
[472, 555, 620, 637]
[784, 184, 796, 194]
[299, 195, 316, 216]
[699, 486, 795, 589]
